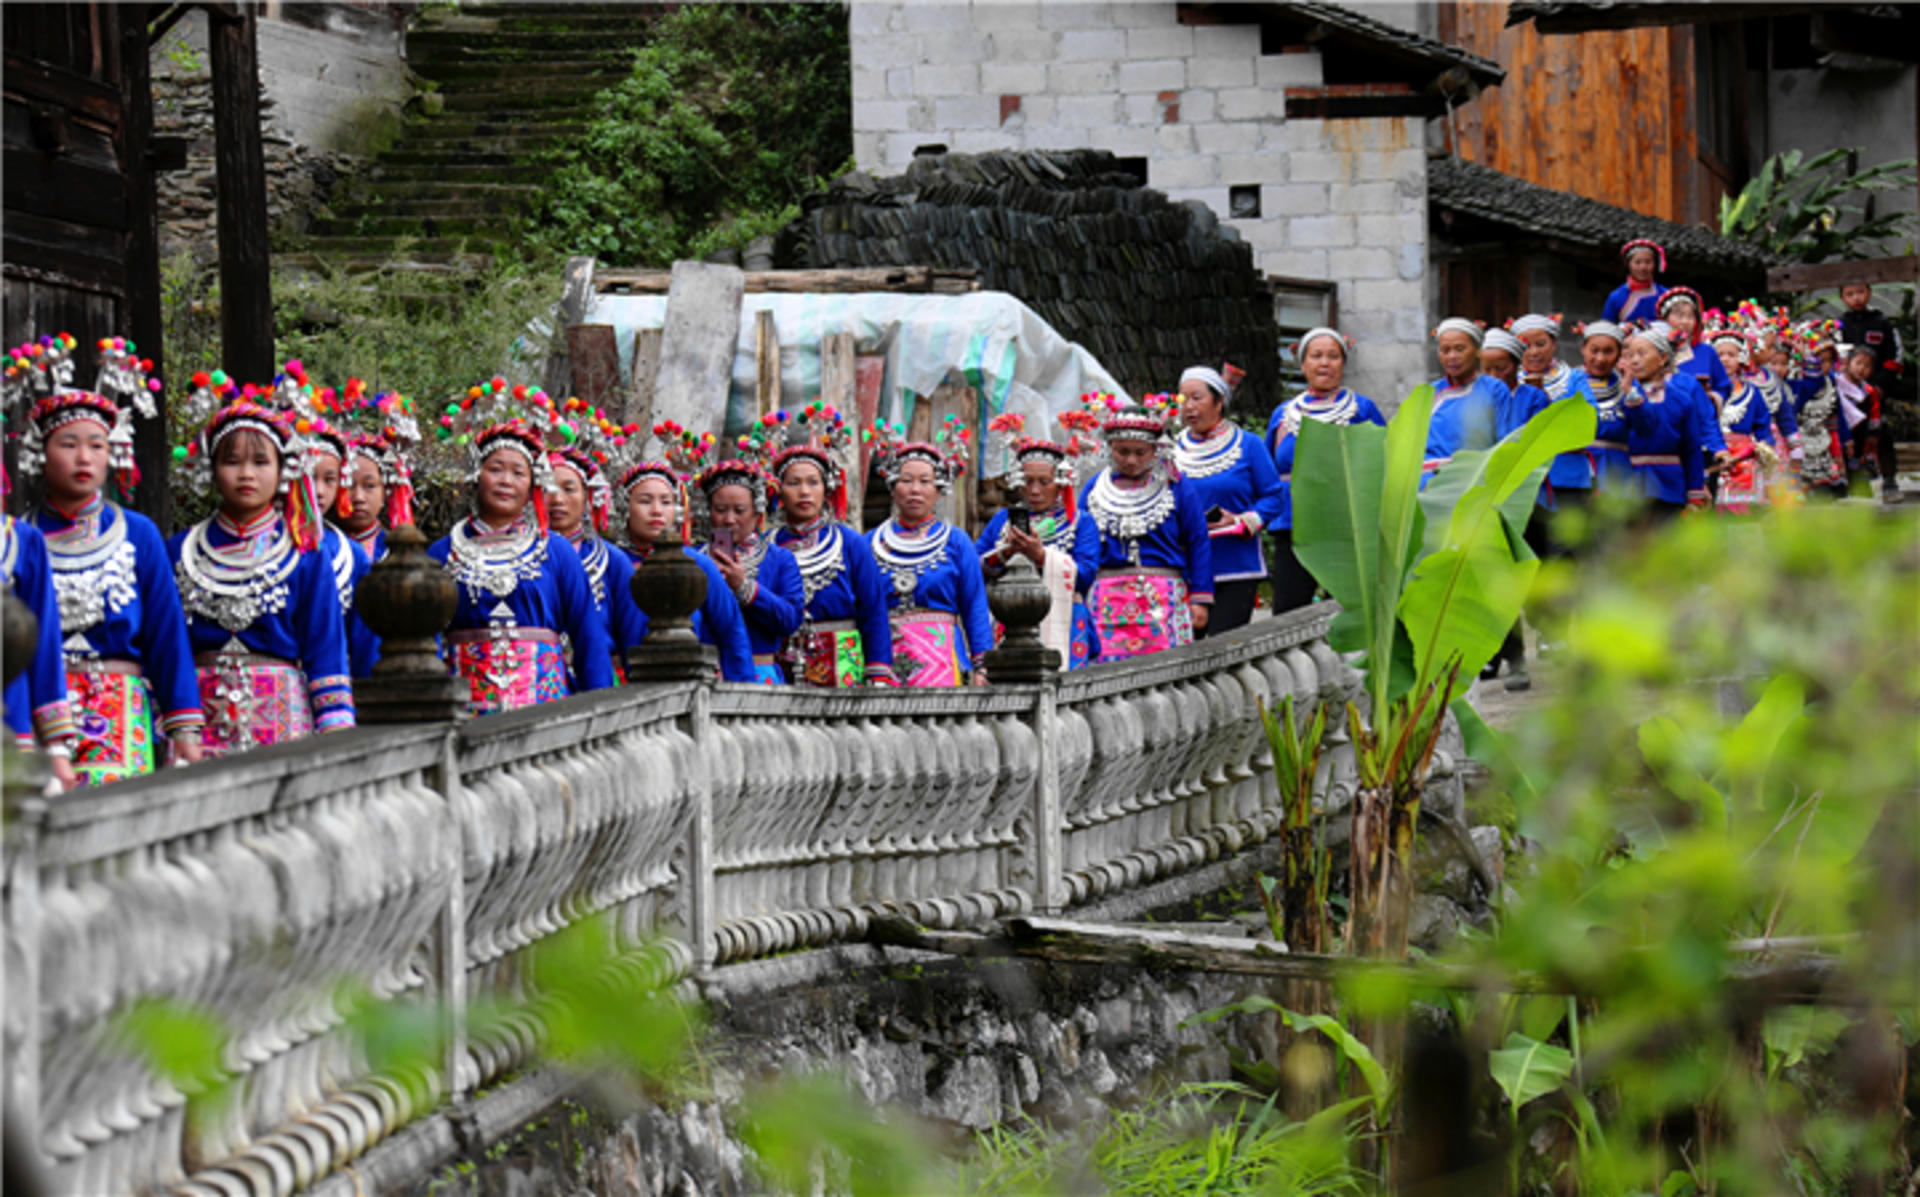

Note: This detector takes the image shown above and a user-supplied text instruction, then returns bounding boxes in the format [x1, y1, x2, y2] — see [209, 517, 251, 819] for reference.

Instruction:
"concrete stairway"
[289, 2, 662, 274]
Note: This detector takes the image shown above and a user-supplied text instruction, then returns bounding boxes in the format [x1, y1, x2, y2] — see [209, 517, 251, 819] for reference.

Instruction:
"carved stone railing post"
[626, 538, 717, 682]
[428, 729, 471, 1106]
[355, 522, 467, 722]
[686, 682, 715, 973]
[984, 555, 1064, 912]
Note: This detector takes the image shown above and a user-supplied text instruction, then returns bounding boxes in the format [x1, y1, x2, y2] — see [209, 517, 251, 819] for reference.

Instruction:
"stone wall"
[849, 0, 1434, 411]
[151, 6, 413, 261]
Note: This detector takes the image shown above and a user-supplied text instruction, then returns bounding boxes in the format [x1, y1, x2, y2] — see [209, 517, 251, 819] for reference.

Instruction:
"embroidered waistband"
[65, 656, 142, 676]
[1630, 455, 1682, 466]
[195, 650, 296, 670]
[1096, 567, 1183, 581]
[447, 627, 563, 646]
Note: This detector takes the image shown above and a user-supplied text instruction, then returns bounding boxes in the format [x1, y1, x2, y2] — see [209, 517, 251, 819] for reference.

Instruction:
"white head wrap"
[1482, 329, 1525, 360]
[1179, 365, 1231, 398]
[1510, 314, 1560, 339]
[1629, 321, 1678, 361]
[1581, 320, 1626, 346]
[1433, 317, 1484, 346]
[1294, 327, 1349, 360]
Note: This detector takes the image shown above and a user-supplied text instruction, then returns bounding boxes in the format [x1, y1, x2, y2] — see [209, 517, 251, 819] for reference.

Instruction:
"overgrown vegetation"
[1720, 147, 1917, 265]
[160, 248, 566, 532]
[524, 4, 851, 266]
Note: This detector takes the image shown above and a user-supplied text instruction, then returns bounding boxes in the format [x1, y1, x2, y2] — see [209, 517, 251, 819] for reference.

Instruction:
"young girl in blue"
[1601, 238, 1668, 325]
[1079, 395, 1214, 660]
[619, 458, 757, 684]
[16, 334, 204, 783]
[1173, 364, 1284, 636]
[428, 379, 612, 714]
[169, 386, 356, 754]
[866, 419, 994, 686]
[3, 515, 78, 787]
[1264, 329, 1385, 613]
[757, 405, 896, 687]
[697, 459, 803, 685]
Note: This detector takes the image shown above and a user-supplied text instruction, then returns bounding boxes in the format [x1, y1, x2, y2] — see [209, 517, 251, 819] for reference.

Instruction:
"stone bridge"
[3, 603, 1472, 1196]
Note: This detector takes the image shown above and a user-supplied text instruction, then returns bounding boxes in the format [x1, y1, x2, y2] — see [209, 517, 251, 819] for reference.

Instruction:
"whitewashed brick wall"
[850, 0, 1434, 410]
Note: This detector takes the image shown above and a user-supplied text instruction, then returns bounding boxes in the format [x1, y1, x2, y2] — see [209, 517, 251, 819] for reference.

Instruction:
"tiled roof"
[1428, 155, 1780, 277]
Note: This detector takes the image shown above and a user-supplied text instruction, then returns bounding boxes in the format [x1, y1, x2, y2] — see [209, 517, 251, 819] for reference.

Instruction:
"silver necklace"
[1279, 389, 1361, 441]
[575, 535, 610, 609]
[1087, 469, 1177, 546]
[176, 517, 300, 632]
[1721, 383, 1756, 430]
[1534, 363, 1575, 401]
[445, 517, 548, 601]
[785, 522, 845, 605]
[1173, 426, 1242, 478]
[45, 502, 137, 636]
[1, 518, 17, 579]
[872, 520, 951, 598]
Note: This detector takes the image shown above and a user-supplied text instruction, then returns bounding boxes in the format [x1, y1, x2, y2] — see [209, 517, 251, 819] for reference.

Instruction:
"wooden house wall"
[1439, 2, 1710, 228]
[4, 3, 166, 520]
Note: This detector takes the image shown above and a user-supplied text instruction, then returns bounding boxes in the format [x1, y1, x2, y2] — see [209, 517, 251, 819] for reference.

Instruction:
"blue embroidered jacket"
[771, 520, 894, 671]
[33, 497, 202, 733]
[4, 517, 72, 746]
[1621, 379, 1707, 504]
[1602, 281, 1666, 325]
[1173, 426, 1287, 582]
[976, 506, 1101, 595]
[427, 520, 614, 695]
[1264, 389, 1387, 531]
[1077, 472, 1216, 602]
[867, 520, 995, 671]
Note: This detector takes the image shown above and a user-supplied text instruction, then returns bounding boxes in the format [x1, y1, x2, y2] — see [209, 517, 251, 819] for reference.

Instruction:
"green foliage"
[963, 1082, 1377, 1196]
[160, 250, 566, 534]
[1405, 504, 1919, 1192]
[1719, 147, 1918, 263]
[525, 5, 851, 265]
[739, 1071, 940, 1196]
[1260, 693, 1332, 952]
[1191, 999, 1393, 1123]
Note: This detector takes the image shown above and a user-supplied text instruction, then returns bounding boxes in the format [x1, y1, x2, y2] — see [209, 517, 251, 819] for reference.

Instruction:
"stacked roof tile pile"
[779, 149, 1279, 414]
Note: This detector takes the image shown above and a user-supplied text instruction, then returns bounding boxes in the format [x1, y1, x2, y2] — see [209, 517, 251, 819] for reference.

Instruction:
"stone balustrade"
[3, 603, 1360, 1197]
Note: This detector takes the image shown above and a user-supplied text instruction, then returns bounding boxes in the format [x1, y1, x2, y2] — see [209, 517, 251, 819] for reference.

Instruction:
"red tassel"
[532, 487, 549, 534]
[832, 476, 848, 522]
[592, 502, 609, 536]
[388, 481, 416, 529]
[113, 464, 141, 503]
[335, 483, 354, 520]
[286, 476, 322, 552]
[1062, 483, 1076, 525]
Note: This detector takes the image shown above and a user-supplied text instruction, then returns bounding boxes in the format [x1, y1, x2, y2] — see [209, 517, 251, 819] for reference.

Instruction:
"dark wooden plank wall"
[1439, 2, 1704, 228]
[3, 3, 167, 523]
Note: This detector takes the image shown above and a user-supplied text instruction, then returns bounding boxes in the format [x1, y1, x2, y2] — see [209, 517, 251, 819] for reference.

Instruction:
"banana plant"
[1720, 147, 1917, 263]
[1290, 390, 1595, 956]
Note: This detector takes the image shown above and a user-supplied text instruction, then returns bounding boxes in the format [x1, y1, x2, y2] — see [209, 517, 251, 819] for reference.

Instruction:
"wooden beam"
[818, 332, 861, 527]
[542, 254, 596, 397]
[118, 2, 169, 525]
[753, 309, 780, 418]
[650, 260, 744, 445]
[207, 3, 272, 384]
[1766, 255, 1920, 294]
[593, 266, 980, 297]
[564, 323, 622, 409]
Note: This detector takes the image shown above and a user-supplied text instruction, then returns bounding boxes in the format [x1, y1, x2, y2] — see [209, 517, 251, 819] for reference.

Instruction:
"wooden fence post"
[628, 328, 663, 433]
[207, 5, 273, 385]
[753, 309, 780, 418]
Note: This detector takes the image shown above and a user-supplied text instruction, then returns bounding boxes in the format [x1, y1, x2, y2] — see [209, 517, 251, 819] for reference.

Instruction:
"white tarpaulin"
[584, 289, 1130, 447]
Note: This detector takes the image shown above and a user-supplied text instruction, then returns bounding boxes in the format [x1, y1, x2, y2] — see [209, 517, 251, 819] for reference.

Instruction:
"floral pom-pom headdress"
[6, 332, 161, 500]
[985, 409, 1099, 521]
[739, 401, 855, 521]
[865, 412, 971, 492]
[434, 376, 575, 531]
[541, 398, 634, 536]
[1703, 311, 1757, 364]
[312, 378, 424, 528]
[1620, 238, 1667, 273]
[1091, 390, 1174, 444]
[173, 367, 325, 549]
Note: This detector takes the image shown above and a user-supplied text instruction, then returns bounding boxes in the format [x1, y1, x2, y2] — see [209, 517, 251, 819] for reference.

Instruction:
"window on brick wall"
[1229, 185, 1262, 219]
[1271, 276, 1338, 396]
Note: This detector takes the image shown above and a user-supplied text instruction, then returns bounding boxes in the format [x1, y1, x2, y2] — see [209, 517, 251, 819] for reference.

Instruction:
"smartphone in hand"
[713, 526, 737, 557]
[1010, 506, 1032, 535]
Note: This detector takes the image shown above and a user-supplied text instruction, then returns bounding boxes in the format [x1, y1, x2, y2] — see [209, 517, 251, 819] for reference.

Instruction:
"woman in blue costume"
[3, 514, 78, 788]
[864, 417, 994, 686]
[277, 365, 381, 680]
[13, 332, 204, 783]
[1601, 238, 1669, 326]
[1173, 363, 1283, 636]
[1423, 319, 1511, 487]
[1512, 314, 1601, 511]
[618, 456, 757, 684]
[1265, 329, 1386, 614]
[1658, 287, 1732, 494]
[694, 455, 803, 685]
[1618, 324, 1708, 522]
[549, 436, 645, 684]
[1079, 394, 1214, 660]
[1577, 321, 1634, 491]
[427, 378, 612, 714]
[1706, 319, 1780, 513]
[759, 404, 896, 687]
[978, 412, 1101, 669]
[325, 378, 420, 567]
[1736, 304, 1801, 465]
[168, 383, 355, 755]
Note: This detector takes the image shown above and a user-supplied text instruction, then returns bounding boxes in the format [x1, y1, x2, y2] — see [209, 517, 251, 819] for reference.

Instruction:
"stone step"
[408, 28, 647, 58]
[333, 193, 541, 220]
[435, 89, 606, 115]
[291, 234, 500, 256]
[374, 144, 567, 168]
[414, 59, 628, 86]
[308, 214, 505, 239]
[370, 162, 551, 184]
[396, 119, 590, 144]
[282, 250, 496, 277]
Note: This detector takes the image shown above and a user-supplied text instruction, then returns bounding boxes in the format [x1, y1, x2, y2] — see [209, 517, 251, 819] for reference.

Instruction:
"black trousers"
[1268, 529, 1319, 614]
[1200, 578, 1261, 637]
